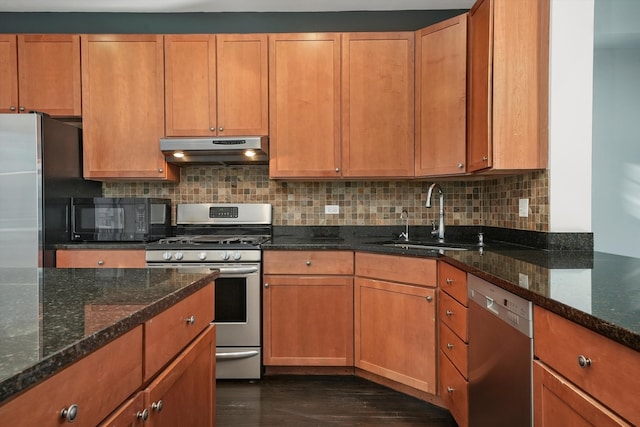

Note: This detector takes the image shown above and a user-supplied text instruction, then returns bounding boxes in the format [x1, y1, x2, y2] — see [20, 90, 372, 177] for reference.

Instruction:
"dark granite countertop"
[0, 267, 217, 404]
[263, 226, 640, 352]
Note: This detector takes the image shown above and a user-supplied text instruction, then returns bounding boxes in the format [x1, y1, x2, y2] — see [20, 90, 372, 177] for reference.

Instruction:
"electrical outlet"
[519, 273, 529, 288]
[325, 205, 340, 214]
[519, 199, 529, 217]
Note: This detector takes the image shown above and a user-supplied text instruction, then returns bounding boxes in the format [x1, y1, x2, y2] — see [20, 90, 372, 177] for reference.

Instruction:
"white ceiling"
[0, 0, 475, 13]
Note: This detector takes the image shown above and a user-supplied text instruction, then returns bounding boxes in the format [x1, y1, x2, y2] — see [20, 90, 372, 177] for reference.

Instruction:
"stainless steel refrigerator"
[0, 113, 102, 268]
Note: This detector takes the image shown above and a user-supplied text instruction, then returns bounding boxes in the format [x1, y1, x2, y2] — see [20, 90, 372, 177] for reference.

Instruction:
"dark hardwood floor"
[216, 375, 458, 426]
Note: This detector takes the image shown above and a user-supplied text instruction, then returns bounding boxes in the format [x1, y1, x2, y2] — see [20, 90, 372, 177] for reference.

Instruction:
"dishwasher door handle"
[216, 350, 260, 360]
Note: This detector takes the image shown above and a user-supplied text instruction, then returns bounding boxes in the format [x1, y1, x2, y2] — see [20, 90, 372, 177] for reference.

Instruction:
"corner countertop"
[263, 233, 640, 352]
[0, 267, 218, 404]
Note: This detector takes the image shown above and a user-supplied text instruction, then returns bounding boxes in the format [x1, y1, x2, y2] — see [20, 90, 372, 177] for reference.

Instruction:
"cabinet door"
[415, 15, 467, 176]
[354, 277, 437, 393]
[341, 32, 415, 178]
[216, 34, 268, 136]
[56, 249, 147, 268]
[144, 325, 216, 427]
[533, 362, 630, 427]
[164, 35, 216, 137]
[81, 35, 179, 181]
[468, 0, 549, 172]
[18, 34, 82, 116]
[467, 0, 492, 172]
[0, 35, 18, 113]
[263, 274, 354, 366]
[268, 33, 341, 178]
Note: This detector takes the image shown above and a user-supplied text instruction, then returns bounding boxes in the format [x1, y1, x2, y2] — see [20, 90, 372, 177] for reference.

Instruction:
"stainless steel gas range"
[146, 203, 272, 379]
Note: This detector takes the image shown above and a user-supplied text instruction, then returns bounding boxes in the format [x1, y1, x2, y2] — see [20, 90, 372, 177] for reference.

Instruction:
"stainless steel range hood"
[160, 136, 268, 166]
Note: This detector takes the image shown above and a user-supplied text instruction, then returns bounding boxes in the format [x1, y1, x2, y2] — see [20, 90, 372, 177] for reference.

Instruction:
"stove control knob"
[174, 252, 183, 261]
[162, 252, 172, 261]
[221, 251, 230, 261]
[233, 251, 242, 260]
[198, 252, 207, 261]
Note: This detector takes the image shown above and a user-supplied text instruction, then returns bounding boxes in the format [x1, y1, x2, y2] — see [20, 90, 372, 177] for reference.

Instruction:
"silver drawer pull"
[306, 260, 311, 266]
[152, 400, 163, 413]
[447, 343, 454, 350]
[185, 315, 195, 325]
[447, 386, 455, 393]
[137, 408, 149, 421]
[445, 310, 453, 316]
[445, 278, 453, 284]
[60, 404, 79, 423]
[577, 354, 592, 368]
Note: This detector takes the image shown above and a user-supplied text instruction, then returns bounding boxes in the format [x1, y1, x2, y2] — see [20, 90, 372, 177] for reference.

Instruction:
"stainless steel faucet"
[399, 209, 410, 241]
[426, 183, 445, 242]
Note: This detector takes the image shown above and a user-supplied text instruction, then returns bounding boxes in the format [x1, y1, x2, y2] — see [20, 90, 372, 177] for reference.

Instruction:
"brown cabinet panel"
[0, 326, 143, 427]
[81, 34, 178, 181]
[263, 250, 354, 275]
[0, 35, 18, 113]
[354, 277, 437, 393]
[534, 306, 639, 424]
[355, 252, 436, 286]
[439, 290, 467, 342]
[268, 33, 342, 178]
[439, 349, 469, 427]
[533, 361, 630, 427]
[438, 261, 468, 306]
[341, 32, 415, 178]
[56, 249, 146, 268]
[415, 15, 467, 176]
[439, 322, 468, 378]
[145, 284, 214, 381]
[98, 392, 146, 427]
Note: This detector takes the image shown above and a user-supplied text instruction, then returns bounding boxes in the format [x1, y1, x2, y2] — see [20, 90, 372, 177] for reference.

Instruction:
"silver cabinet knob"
[457, 163, 463, 169]
[577, 354, 592, 368]
[482, 156, 488, 161]
[306, 260, 311, 266]
[335, 168, 340, 173]
[151, 400, 163, 413]
[218, 127, 223, 131]
[185, 315, 195, 325]
[210, 127, 215, 131]
[445, 310, 453, 317]
[158, 168, 163, 173]
[97, 260, 104, 266]
[447, 343, 454, 350]
[446, 386, 455, 393]
[445, 278, 453, 285]
[9, 105, 16, 111]
[19, 106, 25, 111]
[425, 295, 433, 302]
[137, 408, 149, 421]
[264, 283, 270, 288]
[60, 404, 79, 422]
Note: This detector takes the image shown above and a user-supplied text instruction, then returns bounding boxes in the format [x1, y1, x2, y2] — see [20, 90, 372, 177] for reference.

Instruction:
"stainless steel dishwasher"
[467, 274, 533, 426]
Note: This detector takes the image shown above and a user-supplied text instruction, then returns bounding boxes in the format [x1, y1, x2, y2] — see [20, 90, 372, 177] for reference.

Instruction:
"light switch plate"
[325, 205, 340, 214]
[519, 199, 529, 217]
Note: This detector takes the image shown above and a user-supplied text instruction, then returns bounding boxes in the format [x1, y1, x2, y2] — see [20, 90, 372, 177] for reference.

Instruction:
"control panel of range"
[146, 249, 262, 263]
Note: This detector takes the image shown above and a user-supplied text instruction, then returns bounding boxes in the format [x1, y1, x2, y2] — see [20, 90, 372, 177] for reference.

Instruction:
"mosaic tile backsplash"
[103, 167, 549, 231]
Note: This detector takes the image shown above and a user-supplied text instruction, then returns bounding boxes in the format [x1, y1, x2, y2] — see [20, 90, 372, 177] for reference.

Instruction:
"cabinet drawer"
[56, 249, 146, 268]
[439, 322, 468, 378]
[438, 262, 467, 305]
[439, 290, 467, 341]
[533, 361, 630, 427]
[264, 250, 354, 275]
[439, 349, 468, 427]
[145, 283, 214, 381]
[0, 326, 143, 427]
[355, 252, 436, 286]
[98, 391, 146, 427]
[534, 306, 640, 425]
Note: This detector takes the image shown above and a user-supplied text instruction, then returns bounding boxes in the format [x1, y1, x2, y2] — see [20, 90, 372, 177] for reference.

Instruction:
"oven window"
[214, 277, 247, 323]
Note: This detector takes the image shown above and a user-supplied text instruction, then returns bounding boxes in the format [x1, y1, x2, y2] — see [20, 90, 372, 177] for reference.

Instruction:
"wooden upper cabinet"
[0, 35, 18, 114]
[341, 32, 415, 178]
[81, 34, 179, 181]
[164, 34, 268, 137]
[467, 0, 549, 173]
[415, 15, 467, 177]
[0, 34, 81, 116]
[268, 33, 342, 178]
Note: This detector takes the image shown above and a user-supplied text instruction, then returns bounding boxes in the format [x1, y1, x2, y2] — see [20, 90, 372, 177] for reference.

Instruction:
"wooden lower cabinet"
[263, 250, 354, 366]
[533, 361, 629, 427]
[56, 249, 146, 268]
[439, 349, 469, 427]
[534, 306, 638, 425]
[354, 253, 437, 394]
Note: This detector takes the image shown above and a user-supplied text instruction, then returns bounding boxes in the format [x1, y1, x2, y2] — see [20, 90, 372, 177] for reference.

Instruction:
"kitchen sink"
[376, 241, 479, 251]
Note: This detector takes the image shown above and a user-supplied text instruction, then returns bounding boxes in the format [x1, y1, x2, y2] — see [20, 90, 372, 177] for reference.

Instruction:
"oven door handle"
[214, 266, 259, 275]
[216, 350, 260, 360]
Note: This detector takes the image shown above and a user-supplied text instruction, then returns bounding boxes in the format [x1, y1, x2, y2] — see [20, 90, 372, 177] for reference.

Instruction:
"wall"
[104, 168, 549, 230]
[592, 0, 640, 257]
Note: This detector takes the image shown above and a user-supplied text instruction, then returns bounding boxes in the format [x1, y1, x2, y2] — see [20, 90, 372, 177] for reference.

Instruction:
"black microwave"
[70, 197, 171, 242]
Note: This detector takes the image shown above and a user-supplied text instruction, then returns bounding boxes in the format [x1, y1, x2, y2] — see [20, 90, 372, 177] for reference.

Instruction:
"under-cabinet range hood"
[160, 136, 268, 166]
